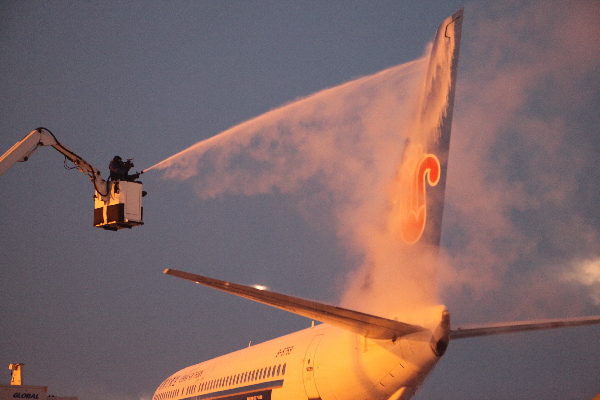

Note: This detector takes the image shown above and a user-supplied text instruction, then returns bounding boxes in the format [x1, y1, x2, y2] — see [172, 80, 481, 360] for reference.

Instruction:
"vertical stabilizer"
[390, 9, 463, 249]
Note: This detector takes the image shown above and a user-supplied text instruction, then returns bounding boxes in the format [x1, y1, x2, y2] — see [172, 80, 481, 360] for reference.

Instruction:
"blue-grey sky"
[1, 2, 599, 400]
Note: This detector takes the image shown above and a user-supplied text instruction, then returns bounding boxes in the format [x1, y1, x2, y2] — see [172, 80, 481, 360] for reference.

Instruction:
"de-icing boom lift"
[0, 127, 144, 231]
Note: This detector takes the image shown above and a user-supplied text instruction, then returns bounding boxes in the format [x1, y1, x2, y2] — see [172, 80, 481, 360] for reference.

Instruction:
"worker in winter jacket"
[109, 156, 139, 181]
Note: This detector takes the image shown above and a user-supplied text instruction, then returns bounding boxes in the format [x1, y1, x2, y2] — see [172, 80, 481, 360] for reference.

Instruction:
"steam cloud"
[150, 1, 600, 322]
[148, 53, 435, 318]
[441, 1, 600, 321]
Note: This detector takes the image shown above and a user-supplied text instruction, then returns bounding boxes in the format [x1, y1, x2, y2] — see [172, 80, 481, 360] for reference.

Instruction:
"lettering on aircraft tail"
[395, 145, 441, 244]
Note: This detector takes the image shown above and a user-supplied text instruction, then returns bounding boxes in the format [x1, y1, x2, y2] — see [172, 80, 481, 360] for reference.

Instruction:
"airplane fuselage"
[152, 319, 443, 400]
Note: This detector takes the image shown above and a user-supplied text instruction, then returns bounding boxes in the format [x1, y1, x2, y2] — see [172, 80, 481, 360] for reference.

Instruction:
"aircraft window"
[282, 363, 286, 375]
[277, 364, 281, 376]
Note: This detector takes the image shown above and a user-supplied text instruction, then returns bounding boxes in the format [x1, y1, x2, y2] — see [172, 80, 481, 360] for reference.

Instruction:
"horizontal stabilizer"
[450, 315, 600, 339]
[164, 269, 425, 340]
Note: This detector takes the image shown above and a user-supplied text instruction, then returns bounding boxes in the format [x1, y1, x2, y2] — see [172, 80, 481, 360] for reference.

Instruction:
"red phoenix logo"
[396, 151, 441, 244]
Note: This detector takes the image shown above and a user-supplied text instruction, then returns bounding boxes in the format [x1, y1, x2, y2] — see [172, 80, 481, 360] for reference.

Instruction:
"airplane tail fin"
[390, 9, 463, 249]
[164, 268, 427, 341]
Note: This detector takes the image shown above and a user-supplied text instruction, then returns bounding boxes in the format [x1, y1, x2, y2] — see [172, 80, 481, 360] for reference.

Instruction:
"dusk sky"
[1, 2, 599, 400]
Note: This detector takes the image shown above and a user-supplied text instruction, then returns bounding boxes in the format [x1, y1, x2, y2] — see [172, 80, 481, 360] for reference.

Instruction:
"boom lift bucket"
[94, 180, 144, 231]
[0, 128, 144, 231]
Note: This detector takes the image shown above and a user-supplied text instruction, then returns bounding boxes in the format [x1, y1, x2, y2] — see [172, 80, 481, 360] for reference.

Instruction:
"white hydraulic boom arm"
[0, 127, 105, 193]
[0, 127, 144, 230]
